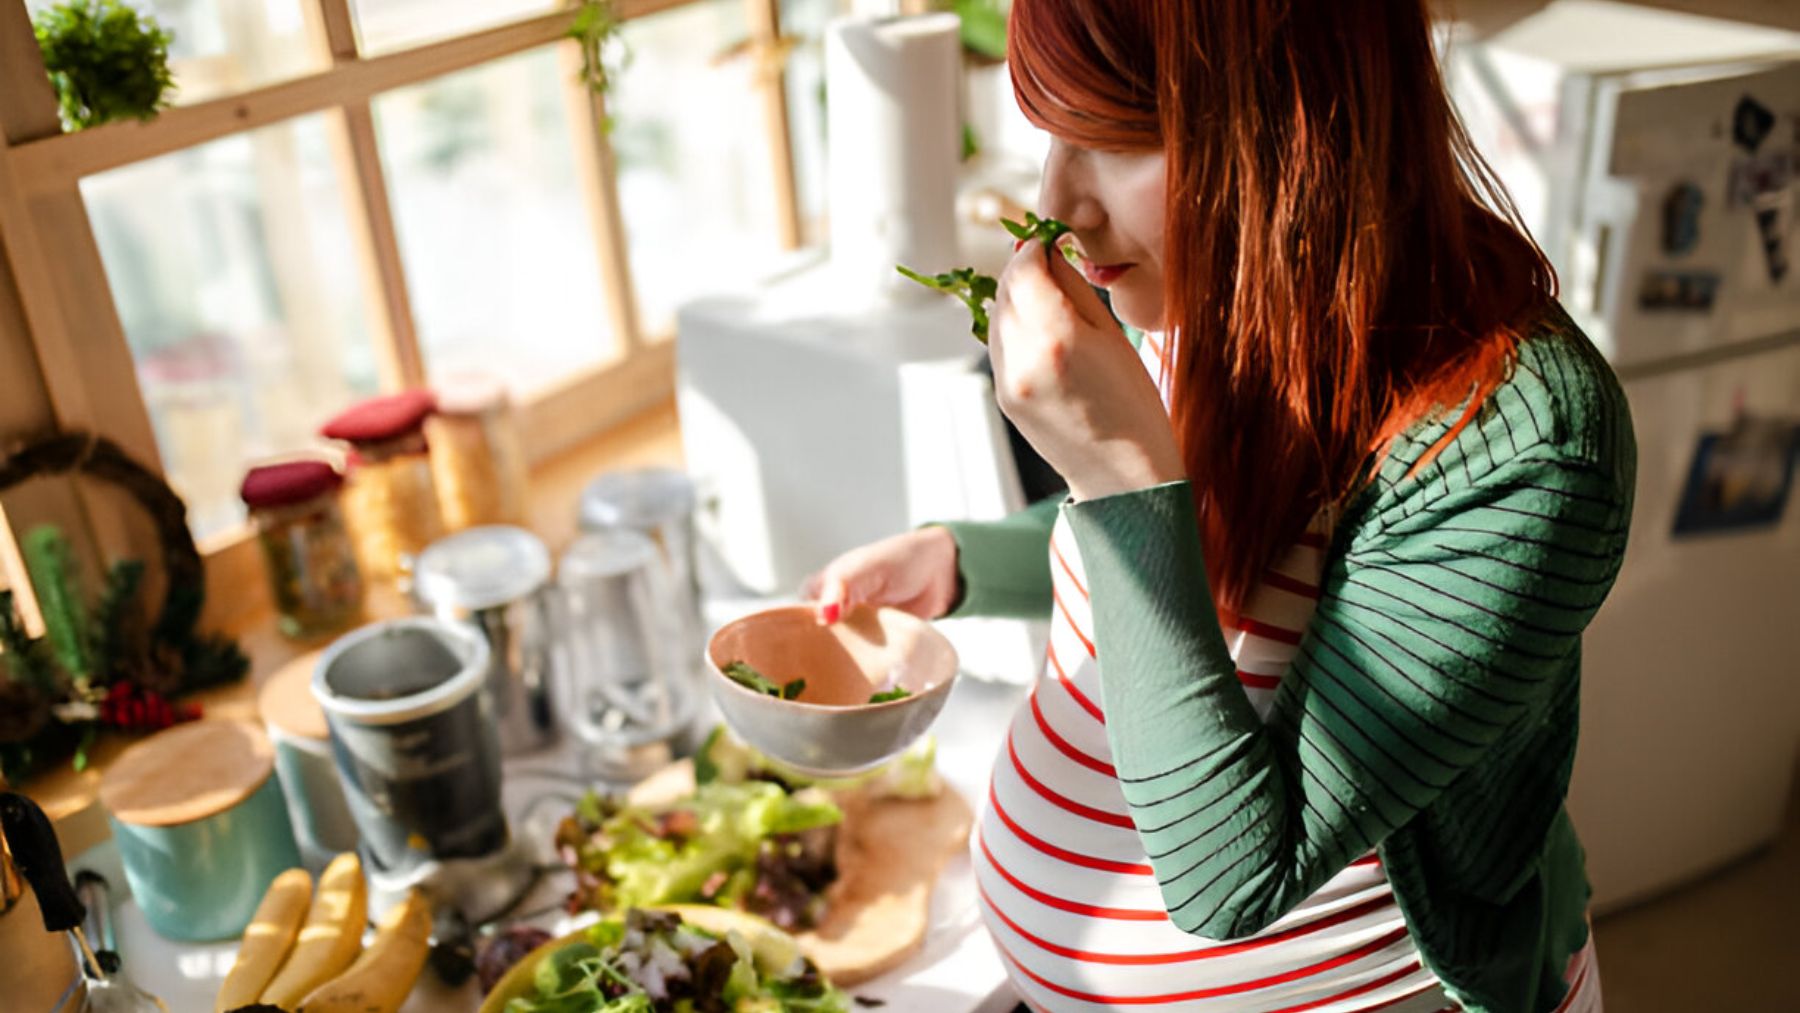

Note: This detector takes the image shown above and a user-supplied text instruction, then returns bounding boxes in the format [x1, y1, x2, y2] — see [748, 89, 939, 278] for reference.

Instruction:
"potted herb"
[32, 0, 176, 132]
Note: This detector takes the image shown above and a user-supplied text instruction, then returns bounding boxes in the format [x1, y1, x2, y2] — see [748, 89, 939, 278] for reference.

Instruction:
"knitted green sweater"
[937, 315, 1636, 1012]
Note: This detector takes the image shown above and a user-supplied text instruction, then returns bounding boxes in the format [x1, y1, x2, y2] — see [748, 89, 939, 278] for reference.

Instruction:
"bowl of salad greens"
[705, 605, 958, 777]
[480, 906, 851, 1013]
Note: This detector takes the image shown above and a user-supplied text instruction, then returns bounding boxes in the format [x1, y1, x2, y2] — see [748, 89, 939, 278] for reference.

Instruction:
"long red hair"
[1009, 0, 1555, 613]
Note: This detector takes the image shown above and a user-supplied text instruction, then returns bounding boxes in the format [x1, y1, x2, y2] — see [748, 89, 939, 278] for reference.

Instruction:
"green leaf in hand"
[1000, 212, 1072, 246]
[896, 265, 998, 343]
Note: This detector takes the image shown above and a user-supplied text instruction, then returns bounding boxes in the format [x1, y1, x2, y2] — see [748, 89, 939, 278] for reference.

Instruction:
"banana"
[215, 867, 314, 1012]
[296, 889, 432, 1013]
[259, 852, 367, 1008]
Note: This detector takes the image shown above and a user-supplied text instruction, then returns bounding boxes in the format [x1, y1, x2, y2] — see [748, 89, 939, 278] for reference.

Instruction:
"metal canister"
[312, 618, 506, 867]
[412, 526, 558, 755]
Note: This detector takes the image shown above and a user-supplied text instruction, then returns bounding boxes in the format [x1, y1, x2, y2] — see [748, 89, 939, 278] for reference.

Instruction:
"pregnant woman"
[804, 1, 1635, 1010]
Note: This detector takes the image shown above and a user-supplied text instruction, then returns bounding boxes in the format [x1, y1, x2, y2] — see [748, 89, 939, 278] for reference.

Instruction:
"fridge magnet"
[1726, 147, 1794, 207]
[1732, 94, 1775, 154]
[1672, 415, 1798, 536]
[1637, 269, 1720, 311]
[1661, 181, 1704, 255]
[1753, 205, 1789, 283]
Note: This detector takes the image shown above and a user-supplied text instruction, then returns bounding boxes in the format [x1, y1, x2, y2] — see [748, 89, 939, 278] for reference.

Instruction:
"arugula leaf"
[724, 660, 805, 702]
[896, 214, 1075, 344]
[1001, 211, 1072, 246]
[866, 687, 911, 704]
[895, 264, 997, 343]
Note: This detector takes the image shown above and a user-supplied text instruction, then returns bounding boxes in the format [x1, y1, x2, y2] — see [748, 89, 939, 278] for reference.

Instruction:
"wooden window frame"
[0, 0, 802, 632]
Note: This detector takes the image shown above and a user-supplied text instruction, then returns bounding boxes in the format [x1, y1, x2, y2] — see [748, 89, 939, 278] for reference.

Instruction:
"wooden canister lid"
[259, 648, 330, 742]
[99, 720, 275, 828]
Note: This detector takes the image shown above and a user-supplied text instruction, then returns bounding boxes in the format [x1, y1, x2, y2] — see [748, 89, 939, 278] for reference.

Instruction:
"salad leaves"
[723, 661, 805, 701]
[560, 779, 842, 930]
[505, 909, 850, 1013]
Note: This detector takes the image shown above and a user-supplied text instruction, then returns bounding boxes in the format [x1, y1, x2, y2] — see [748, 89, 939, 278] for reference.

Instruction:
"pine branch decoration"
[22, 526, 93, 687]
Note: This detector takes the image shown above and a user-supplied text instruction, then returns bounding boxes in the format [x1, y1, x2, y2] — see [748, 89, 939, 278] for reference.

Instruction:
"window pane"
[82, 116, 381, 540]
[351, 0, 557, 55]
[780, 0, 842, 245]
[613, 0, 783, 332]
[27, 0, 321, 106]
[374, 47, 617, 393]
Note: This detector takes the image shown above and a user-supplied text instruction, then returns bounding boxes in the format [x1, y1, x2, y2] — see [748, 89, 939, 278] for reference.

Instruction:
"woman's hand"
[801, 526, 960, 624]
[989, 242, 1185, 502]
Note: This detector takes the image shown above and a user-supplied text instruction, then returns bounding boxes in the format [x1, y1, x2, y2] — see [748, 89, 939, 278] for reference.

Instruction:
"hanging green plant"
[32, 0, 177, 132]
[566, 0, 631, 124]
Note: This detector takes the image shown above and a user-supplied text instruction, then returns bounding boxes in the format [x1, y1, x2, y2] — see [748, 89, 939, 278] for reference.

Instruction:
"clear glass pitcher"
[558, 528, 701, 781]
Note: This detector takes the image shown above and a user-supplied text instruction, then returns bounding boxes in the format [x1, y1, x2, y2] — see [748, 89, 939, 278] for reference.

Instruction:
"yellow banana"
[259, 852, 366, 1008]
[215, 867, 313, 1012]
[296, 889, 432, 1013]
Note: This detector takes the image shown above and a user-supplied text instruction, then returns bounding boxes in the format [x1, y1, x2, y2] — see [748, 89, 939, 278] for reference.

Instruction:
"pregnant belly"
[975, 704, 1440, 1012]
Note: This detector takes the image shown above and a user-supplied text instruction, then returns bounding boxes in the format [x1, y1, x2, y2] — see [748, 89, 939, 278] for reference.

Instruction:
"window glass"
[375, 46, 619, 393]
[82, 115, 381, 538]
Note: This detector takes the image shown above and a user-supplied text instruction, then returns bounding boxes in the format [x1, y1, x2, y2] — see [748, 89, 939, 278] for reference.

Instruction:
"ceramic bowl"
[704, 605, 958, 776]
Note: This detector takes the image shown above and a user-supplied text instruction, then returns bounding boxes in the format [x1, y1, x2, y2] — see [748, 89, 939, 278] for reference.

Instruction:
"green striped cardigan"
[938, 313, 1636, 1012]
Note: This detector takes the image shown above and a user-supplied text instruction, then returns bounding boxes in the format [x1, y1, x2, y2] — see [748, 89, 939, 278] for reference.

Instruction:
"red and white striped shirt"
[971, 332, 1603, 1012]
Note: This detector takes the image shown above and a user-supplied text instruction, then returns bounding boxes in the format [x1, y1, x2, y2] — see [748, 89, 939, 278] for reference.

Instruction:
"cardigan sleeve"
[1063, 447, 1630, 940]
[929, 493, 1064, 620]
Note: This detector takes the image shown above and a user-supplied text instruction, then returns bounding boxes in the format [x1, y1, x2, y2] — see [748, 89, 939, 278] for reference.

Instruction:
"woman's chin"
[1107, 282, 1165, 334]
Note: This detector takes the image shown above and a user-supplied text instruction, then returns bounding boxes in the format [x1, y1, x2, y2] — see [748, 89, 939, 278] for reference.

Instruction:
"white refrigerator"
[1448, 2, 1800, 912]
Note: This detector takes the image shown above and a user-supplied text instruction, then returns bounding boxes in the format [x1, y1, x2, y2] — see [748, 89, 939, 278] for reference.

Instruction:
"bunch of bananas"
[214, 853, 431, 1013]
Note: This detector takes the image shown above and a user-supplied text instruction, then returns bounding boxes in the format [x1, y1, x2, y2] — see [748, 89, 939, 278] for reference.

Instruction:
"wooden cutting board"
[626, 760, 974, 986]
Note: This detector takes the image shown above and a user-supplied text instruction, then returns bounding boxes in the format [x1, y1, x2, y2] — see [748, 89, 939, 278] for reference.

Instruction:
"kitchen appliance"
[558, 528, 701, 780]
[413, 525, 560, 755]
[578, 468, 707, 677]
[1447, 1, 1800, 910]
[312, 617, 533, 921]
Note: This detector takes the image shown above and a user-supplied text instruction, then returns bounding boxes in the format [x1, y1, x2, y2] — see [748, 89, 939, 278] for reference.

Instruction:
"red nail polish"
[1013, 238, 1027, 251]
[822, 602, 841, 624]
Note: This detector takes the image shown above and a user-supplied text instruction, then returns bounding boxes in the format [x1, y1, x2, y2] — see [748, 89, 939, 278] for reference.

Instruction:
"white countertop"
[71, 602, 1029, 1013]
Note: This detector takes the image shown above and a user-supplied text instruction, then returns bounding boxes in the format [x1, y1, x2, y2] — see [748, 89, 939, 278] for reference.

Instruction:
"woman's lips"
[1080, 259, 1134, 286]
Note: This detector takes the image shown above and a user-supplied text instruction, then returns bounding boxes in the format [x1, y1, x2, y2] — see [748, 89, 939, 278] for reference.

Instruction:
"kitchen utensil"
[705, 605, 958, 775]
[313, 617, 532, 922]
[559, 528, 700, 780]
[413, 525, 559, 755]
[577, 468, 705, 670]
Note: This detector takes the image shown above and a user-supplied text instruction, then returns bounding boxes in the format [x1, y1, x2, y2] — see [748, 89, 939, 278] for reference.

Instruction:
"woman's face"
[1037, 139, 1167, 332]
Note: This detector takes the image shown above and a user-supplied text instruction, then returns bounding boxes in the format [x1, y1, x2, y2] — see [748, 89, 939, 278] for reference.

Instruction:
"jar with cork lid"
[425, 373, 529, 531]
[240, 458, 364, 639]
[320, 390, 444, 584]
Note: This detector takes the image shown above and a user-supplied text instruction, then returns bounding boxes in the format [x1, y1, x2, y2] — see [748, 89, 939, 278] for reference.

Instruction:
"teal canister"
[97, 719, 301, 942]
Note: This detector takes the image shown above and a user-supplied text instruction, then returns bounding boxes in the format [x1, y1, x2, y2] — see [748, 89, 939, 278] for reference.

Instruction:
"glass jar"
[425, 374, 529, 531]
[240, 459, 365, 639]
[321, 391, 445, 583]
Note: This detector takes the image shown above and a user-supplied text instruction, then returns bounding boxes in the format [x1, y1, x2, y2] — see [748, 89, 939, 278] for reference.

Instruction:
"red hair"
[1009, 0, 1554, 612]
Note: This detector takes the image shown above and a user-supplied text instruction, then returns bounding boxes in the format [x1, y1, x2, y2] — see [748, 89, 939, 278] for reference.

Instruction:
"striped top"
[941, 309, 1635, 1012]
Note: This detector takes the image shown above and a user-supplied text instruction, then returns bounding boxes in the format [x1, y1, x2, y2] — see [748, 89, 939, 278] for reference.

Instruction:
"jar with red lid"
[425, 373, 529, 531]
[320, 390, 445, 583]
[240, 459, 365, 638]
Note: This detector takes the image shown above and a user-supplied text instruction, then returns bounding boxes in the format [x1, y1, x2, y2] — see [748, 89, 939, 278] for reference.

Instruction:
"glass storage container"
[320, 390, 444, 583]
[240, 459, 365, 639]
[425, 374, 529, 531]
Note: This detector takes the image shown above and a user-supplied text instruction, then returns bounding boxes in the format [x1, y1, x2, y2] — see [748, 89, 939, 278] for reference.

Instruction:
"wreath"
[0, 431, 246, 782]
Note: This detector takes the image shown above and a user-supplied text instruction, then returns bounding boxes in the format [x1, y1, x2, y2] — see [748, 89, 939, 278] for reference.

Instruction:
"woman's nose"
[1038, 143, 1104, 232]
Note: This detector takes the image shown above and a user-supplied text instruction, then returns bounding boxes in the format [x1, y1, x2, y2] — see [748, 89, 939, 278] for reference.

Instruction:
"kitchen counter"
[67, 596, 1030, 1012]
